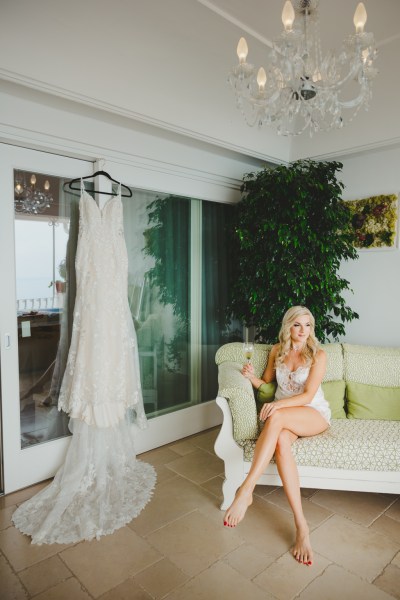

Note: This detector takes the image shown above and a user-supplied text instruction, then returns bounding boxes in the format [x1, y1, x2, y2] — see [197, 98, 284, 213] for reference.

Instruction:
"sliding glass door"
[122, 188, 240, 418]
[0, 144, 91, 493]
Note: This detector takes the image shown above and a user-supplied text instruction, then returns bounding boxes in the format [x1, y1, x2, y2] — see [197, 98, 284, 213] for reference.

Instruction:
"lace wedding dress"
[275, 363, 331, 424]
[12, 183, 156, 544]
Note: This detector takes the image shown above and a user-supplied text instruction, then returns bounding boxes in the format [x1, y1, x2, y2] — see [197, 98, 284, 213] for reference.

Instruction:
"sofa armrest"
[218, 361, 259, 441]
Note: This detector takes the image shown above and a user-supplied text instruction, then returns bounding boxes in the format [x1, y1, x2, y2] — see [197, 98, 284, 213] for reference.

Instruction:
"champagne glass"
[243, 342, 254, 365]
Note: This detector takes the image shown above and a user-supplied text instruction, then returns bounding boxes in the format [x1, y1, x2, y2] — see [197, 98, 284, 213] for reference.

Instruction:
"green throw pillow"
[346, 381, 400, 420]
[321, 380, 346, 419]
[256, 382, 277, 413]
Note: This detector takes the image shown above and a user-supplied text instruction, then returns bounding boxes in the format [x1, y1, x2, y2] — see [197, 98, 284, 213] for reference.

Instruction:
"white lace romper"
[275, 363, 331, 424]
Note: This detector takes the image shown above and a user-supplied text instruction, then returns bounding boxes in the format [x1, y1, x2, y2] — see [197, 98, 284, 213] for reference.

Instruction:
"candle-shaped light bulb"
[15, 182, 23, 195]
[282, 0, 295, 31]
[30, 174, 36, 186]
[257, 67, 267, 91]
[44, 180, 50, 191]
[353, 2, 367, 33]
[237, 37, 248, 63]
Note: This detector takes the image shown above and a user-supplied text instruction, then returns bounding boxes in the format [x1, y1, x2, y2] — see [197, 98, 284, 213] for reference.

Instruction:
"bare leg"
[223, 407, 328, 528]
[275, 430, 313, 565]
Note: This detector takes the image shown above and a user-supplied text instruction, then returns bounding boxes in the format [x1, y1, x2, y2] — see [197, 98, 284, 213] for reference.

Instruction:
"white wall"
[338, 145, 400, 346]
[0, 0, 290, 163]
[0, 80, 266, 204]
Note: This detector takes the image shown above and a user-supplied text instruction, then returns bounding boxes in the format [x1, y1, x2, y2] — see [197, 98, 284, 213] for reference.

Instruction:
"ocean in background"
[16, 277, 54, 300]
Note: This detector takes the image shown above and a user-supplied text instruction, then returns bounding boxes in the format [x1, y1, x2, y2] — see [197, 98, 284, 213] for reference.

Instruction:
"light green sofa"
[214, 342, 400, 510]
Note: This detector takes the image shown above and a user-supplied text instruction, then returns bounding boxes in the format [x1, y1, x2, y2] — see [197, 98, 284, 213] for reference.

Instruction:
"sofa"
[214, 342, 400, 510]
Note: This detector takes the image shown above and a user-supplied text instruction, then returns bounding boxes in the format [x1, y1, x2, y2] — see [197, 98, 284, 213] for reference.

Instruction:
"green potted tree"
[228, 159, 359, 342]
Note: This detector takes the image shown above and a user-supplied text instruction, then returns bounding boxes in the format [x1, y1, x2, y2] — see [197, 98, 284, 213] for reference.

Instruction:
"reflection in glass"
[123, 189, 240, 418]
[14, 170, 80, 448]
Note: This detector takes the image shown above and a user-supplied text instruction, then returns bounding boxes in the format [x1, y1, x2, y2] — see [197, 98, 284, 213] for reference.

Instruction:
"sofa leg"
[214, 396, 245, 510]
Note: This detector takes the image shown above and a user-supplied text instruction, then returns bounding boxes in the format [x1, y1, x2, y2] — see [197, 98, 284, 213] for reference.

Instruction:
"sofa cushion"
[239, 419, 400, 471]
[256, 382, 277, 411]
[343, 344, 400, 386]
[321, 380, 346, 418]
[321, 343, 344, 382]
[346, 381, 400, 420]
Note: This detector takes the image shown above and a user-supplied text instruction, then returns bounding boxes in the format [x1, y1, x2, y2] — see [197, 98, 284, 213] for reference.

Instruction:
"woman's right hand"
[242, 363, 255, 379]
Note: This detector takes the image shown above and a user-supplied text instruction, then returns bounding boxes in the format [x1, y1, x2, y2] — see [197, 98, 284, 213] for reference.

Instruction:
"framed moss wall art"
[345, 194, 398, 250]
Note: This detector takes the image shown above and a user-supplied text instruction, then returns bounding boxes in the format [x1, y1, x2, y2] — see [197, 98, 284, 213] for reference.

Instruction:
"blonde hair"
[275, 306, 319, 367]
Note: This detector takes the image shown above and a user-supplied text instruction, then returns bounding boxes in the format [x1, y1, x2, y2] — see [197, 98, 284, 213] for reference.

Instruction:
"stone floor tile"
[168, 439, 197, 456]
[139, 447, 179, 468]
[190, 428, 220, 454]
[373, 564, 400, 599]
[0, 526, 70, 571]
[199, 476, 224, 500]
[135, 557, 188, 598]
[0, 481, 50, 510]
[60, 527, 161, 598]
[164, 560, 275, 600]
[311, 515, 398, 581]
[233, 496, 294, 556]
[371, 514, 400, 543]
[128, 476, 217, 537]
[223, 542, 275, 579]
[153, 464, 179, 486]
[165, 449, 224, 484]
[98, 578, 153, 600]
[386, 498, 400, 522]
[18, 554, 72, 596]
[265, 487, 333, 527]
[0, 553, 28, 600]
[392, 551, 400, 568]
[253, 484, 279, 498]
[297, 564, 396, 600]
[33, 577, 92, 600]
[310, 489, 396, 526]
[254, 550, 331, 600]
[146, 510, 242, 577]
[0, 506, 15, 531]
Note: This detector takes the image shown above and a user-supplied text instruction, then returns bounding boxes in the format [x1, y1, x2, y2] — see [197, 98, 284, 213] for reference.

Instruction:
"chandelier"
[14, 173, 54, 214]
[228, 0, 377, 136]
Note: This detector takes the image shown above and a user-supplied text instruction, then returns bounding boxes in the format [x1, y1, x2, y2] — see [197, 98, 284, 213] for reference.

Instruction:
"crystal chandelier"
[14, 173, 54, 214]
[228, 0, 378, 136]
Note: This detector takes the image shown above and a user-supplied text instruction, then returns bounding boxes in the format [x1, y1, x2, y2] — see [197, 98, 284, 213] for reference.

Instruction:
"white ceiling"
[0, 0, 399, 163]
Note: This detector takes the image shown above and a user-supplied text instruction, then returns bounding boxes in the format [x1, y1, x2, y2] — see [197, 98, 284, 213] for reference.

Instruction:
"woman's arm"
[242, 344, 278, 389]
[261, 349, 327, 419]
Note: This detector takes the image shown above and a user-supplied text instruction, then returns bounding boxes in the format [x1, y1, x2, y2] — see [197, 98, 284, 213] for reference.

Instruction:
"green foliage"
[228, 159, 359, 342]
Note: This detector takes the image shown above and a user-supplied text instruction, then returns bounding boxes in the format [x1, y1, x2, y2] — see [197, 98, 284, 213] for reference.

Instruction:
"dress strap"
[80, 178, 84, 194]
[118, 182, 122, 197]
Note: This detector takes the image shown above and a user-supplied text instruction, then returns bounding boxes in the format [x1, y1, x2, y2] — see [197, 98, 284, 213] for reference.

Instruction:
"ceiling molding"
[0, 68, 283, 165]
[195, 0, 273, 47]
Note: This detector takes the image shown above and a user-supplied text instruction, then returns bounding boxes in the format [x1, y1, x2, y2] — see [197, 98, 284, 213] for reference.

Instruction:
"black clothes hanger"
[64, 170, 133, 197]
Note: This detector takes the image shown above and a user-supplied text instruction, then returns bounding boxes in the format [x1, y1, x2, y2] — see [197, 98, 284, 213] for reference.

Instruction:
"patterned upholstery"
[239, 419, 400, 471]
[343, 344, 400, 386]
[216, 342, 400, 471]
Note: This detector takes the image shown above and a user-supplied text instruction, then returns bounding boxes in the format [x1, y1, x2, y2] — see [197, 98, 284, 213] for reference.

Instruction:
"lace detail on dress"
[275, 363, 331, 423]
[12, 418, 156, 544]
[276, 363, 310, 395]
[12, 185, 156, 544]
[57, 189, 146, 429]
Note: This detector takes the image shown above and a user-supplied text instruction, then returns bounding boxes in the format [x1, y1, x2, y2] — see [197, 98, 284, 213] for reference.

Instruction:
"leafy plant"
[228, 159, 359, 342]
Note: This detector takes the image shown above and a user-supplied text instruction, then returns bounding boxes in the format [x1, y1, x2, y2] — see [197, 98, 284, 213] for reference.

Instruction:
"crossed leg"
[223, 407, 328, 563]
[275, 429, 313, 565]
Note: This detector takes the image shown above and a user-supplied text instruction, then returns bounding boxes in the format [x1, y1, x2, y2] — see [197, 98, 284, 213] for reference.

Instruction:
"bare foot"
[223, 487, 253, 528]
[292, 524, 313, 566]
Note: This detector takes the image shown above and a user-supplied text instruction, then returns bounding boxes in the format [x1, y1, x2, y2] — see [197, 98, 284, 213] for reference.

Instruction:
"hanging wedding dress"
[13, 182, 156, 544]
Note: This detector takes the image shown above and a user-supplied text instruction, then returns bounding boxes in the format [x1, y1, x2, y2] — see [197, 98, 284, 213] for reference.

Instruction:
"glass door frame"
[0, 143, 91, 493]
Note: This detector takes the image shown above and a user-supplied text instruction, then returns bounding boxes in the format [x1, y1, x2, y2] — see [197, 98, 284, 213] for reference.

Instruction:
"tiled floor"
[1, 427, 400, 600]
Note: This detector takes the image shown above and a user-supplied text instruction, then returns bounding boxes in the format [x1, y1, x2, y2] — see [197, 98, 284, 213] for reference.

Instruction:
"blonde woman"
[223, 306, 331, 566]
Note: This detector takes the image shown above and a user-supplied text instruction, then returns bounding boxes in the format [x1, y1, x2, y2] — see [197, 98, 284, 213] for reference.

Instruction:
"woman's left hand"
[259, 399, 284, 421]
